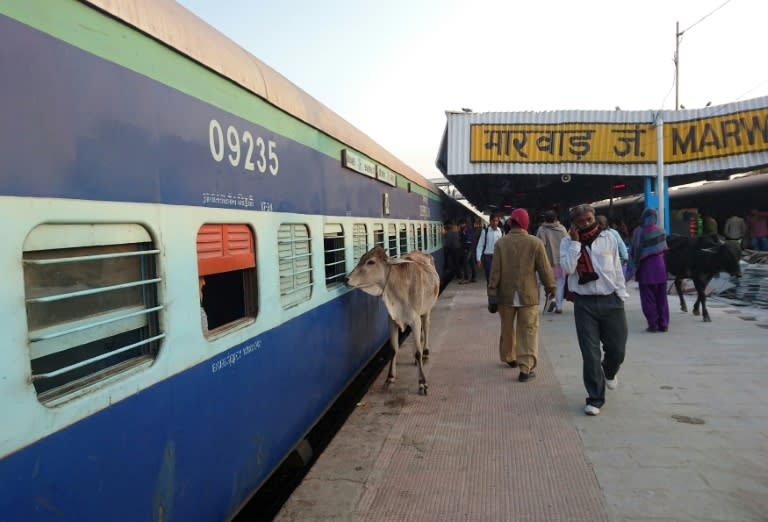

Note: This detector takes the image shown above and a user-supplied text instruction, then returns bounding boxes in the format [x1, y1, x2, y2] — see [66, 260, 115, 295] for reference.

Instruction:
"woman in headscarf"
[629, 208, 669, 332]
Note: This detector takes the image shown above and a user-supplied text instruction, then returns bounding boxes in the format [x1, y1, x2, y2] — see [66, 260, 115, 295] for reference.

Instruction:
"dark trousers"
[573, 293, 628, 408]
[445, 247, 463, 280]
[461, 247, 476, 281]
[481, 254, 493, 282]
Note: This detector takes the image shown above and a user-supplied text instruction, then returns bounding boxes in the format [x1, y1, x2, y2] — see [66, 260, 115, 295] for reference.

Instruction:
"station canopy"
[436, 96, 768, 214]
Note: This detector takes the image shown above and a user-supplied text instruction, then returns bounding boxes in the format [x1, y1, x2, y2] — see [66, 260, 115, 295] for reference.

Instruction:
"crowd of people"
[442, 203, 768, 417]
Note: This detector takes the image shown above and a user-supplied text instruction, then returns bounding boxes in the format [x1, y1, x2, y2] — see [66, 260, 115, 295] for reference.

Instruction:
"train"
[592, 172, 768, 237]
[0, 1, 474, 520]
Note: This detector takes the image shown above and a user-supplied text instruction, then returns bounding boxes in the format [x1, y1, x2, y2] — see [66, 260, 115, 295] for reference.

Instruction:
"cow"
[344, 246, 439, 395]
[664, 234, 741, 322]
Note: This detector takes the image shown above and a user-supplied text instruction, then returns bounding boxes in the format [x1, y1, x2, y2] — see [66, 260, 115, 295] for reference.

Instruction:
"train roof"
[83, 0, 438, 195]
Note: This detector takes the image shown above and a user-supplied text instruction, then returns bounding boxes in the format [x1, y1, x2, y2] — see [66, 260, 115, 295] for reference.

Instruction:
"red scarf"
[576, 224, 600, 284]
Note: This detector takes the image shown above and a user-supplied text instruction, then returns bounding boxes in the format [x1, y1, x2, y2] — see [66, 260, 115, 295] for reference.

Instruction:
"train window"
[429, 224, 436, 249]
[352, 223, 368, 262]
[278, 224, 313, 308]
[408, 224, 416, 252]
[373, 223, 385, 249]
[387, 224, 398, 257]
[324, 224, 346, 287]
[196, 224, 257, 334]
[22, 224, 163, 403]
[416, 224, 423, 250]
[398, 224, 407, 255]
[423, 224, 429, 250]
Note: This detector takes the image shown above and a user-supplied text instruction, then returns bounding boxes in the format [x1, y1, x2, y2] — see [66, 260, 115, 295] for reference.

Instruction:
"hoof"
[703, 316, 712, 323]
[418, 384, 428, 396]
[384, 378, 394, 389]
[693, 310, 700, 316]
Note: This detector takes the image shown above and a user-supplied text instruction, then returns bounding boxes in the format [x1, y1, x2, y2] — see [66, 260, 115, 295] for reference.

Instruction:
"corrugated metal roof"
[438, 96, 768, 178]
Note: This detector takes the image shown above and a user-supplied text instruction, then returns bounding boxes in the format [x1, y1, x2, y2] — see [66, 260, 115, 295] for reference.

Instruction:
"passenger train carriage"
[0, 1, 464, 519]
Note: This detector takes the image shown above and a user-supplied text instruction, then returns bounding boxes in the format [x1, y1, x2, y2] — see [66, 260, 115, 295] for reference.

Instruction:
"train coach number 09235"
[208, 119, 279, 175]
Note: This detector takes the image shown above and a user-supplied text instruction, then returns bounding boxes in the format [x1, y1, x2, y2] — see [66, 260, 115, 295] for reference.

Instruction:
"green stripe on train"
[1, 0, 439, 201]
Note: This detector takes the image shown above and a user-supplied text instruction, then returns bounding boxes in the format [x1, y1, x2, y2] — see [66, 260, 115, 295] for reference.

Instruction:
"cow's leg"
[385, 319, 399, 388]
[412, 315, 428, 395]
[693, 276, 711, 322]
[421, 311, 431, 362]
[674, 277, 687, 312]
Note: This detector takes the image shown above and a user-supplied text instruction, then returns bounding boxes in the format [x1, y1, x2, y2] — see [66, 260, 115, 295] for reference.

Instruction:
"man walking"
[560, 204, 628, 415]
[476, 213, 503, 283]
[536, 210, 568, 313]
[487, 209, 555, 382]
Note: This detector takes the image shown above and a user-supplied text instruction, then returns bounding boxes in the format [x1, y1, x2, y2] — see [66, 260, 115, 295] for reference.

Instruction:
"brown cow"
[345, 246, 439, 395]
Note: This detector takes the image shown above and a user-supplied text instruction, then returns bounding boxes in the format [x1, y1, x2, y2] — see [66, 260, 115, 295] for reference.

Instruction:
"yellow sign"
[664, 107, 768, 163]
[470, 107, 768, 165]
[471, 123, 657, 163]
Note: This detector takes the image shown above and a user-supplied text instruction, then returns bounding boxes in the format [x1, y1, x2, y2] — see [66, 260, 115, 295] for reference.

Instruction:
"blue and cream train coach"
[0, 1, 458, 519]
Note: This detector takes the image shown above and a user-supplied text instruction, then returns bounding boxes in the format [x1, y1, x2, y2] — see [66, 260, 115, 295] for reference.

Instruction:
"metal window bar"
[26, 278, 163, 304]
[23, 249, 161, 265]
[32, 333, 166, 380]
[29, 305, 164, 342]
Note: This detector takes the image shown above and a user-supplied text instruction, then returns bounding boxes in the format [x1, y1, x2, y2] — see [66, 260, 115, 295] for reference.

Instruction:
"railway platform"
[276, 277, 768, 521]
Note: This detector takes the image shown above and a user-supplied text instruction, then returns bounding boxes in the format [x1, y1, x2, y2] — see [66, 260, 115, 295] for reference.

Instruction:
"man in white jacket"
[560, 204, 628, 416]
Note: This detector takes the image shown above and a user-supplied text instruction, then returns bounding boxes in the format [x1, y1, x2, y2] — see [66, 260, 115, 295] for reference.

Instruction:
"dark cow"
[664, 234, 741, 322]
[344, 247, 439, 395]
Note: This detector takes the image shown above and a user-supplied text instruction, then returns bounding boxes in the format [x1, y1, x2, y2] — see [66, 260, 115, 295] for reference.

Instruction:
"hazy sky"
[176, 0, 767, 181]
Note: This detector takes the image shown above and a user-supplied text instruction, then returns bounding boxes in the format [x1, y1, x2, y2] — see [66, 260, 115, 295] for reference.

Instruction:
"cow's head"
[719, 241, 742, 277]
[344, 246, 390, 296]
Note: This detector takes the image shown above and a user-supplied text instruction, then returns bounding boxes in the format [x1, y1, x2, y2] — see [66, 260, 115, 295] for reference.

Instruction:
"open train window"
[22, 224, 164, 404]
[423, 224, 430, 250]
[279, 223, 312, 308]
[352, 223, 368, 262]
[196, 224, 257, 334]
[398, 224, 407, 256]
[408, 224, 416, 252]
[324, 224, 346, 287]
[373, 223, 385, 249]
[387, 224, 398, 257]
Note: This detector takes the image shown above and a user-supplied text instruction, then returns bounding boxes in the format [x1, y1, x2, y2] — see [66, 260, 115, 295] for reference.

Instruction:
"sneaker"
[506, 360, 518, 368]
[584, 404, 601, 416]
[547, 301, 556, 313]
[659, 326, 668, 332]
[518, 370, 536, 382]
[606, 376, 618, 390]
[555, 309, 563, 314]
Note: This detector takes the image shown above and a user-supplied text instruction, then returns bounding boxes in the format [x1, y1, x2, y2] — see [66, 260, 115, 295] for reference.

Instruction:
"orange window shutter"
[197, 224, 255, 276]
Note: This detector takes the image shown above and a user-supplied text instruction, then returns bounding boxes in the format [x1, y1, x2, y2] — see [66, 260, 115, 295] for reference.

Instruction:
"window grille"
[399, 224, 407, 256]
[408, 224, 416, 252]
[22, 224, 163, 403]
[323, 224, 346, 287]
[423, 224, 430, 250]
[387, 224, 398, 257]
[416, 223, 423, 250]
[352, 223, 368, 262]
[373, 223, 384, 249]
[278, 224, 312, 308]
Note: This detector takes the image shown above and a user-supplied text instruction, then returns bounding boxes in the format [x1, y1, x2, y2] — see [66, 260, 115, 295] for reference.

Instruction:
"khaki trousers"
[498, 304, 540, 373]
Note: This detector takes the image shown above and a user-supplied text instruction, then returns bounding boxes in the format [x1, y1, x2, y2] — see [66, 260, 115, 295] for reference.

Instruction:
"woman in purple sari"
[630, 208, 670, 332]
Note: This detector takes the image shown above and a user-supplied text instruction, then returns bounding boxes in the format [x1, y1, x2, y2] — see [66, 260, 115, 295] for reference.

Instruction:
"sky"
[176, 0, 767, 182]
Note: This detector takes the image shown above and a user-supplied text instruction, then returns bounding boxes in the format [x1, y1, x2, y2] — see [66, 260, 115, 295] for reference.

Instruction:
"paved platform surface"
[276, 279, 768, 521]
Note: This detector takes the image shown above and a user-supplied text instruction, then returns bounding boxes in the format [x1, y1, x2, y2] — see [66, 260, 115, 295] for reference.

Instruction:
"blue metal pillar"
[643, 177, 670, 231]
